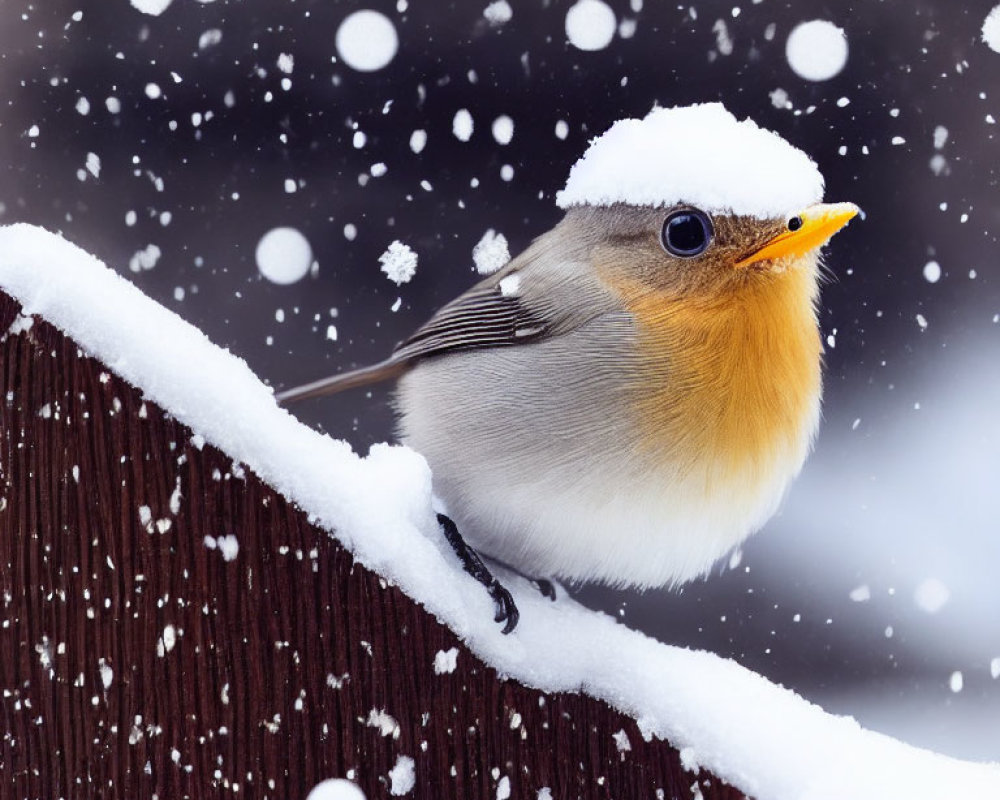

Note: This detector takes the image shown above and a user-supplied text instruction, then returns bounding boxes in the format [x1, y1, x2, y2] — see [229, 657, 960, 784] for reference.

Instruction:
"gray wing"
[391, 271, 549, 361]
[276, 221, 624, 404]
[394, 221, 623, 360]
[394, 267, 575, 361]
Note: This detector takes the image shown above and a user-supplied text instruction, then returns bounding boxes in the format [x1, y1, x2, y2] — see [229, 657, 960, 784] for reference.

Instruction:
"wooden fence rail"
[0, 291, 741, 800]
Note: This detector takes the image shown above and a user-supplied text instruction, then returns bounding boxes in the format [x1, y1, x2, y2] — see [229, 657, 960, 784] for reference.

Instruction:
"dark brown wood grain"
[0, 290, 746, 800]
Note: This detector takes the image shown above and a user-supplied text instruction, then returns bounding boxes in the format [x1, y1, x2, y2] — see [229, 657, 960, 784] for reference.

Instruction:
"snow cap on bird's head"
[555, 103, 825, 219]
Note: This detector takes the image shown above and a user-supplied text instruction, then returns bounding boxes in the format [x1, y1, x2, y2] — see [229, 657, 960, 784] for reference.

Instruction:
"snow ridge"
[0, 224, 996, 800]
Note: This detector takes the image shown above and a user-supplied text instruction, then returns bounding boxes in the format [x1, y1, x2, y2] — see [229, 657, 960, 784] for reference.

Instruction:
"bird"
[277, 104, 860, 633]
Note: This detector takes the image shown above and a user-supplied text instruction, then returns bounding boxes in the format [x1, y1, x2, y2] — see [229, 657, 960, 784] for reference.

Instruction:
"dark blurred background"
[2, 0, 998, 761]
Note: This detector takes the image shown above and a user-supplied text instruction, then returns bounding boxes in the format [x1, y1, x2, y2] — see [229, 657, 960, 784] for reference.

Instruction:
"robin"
[278, 104, 860, 633]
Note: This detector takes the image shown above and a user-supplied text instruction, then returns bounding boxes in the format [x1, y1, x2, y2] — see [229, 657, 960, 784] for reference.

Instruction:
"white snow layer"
[388, 755, 415, 795]
[378, 240, 418, 285]
[0, 224, 997, 800]
[305, 778, 367, 800]
[555, 104, 824, 217]
[472, 229, 510, 275]
[982, 5, 1000, 53]
[453, 109, 474, 142]
[335, 10, 399, 72]
[256, 226, 313, 285]
[129, 0, 173, 15]
[483, 1, 513, 26]
[785, 20, 849, 82]
[565, 0, 617, 52]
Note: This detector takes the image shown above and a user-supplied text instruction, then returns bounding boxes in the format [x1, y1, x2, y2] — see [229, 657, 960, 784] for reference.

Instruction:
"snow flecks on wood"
[0, 289, 730, 799]
[433, 647, 459, 674]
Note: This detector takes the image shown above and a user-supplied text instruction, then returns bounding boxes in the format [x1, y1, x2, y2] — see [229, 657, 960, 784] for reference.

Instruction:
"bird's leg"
[436, 513, 519, 634]
[534, 578, 558, 601]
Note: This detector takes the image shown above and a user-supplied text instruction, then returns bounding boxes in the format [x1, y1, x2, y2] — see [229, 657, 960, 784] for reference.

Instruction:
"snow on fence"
[0, 224, 996, 799]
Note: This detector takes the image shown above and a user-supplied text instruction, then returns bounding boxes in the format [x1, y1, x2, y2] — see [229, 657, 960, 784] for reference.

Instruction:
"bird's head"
[555, 103, 860, 306]
[571, 200, 859, 304]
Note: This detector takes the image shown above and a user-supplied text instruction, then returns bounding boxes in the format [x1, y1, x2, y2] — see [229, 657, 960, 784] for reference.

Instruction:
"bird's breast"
[625, 266, 823, 493]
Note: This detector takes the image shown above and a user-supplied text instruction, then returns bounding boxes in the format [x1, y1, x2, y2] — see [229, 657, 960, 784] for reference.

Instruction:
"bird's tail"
[275, 358, 408, 404]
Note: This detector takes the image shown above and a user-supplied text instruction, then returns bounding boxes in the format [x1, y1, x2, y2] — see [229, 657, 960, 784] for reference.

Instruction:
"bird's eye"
[660, 208, 713, 257]
[787, 215, 803, 232]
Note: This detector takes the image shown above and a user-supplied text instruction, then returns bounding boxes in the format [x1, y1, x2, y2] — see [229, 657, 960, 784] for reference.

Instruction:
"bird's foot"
[535, 578, 558, 601]
[486, 580, 519, 634]
[437, 513, 519, 634]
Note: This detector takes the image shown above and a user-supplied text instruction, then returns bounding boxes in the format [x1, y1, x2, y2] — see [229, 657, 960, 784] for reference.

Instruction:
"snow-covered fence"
[2, 225, 998, 800]
[0, 290, 734, 797]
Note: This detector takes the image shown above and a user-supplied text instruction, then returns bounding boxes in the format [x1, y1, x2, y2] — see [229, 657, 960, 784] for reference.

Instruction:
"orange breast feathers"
[624, 265, 823, 484]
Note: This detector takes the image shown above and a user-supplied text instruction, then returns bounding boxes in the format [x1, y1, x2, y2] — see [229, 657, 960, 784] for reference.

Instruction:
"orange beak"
[734, 202, 861, 269]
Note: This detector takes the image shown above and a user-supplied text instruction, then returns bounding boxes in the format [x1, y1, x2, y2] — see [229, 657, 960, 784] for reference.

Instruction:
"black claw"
[489, 581, 519, 634]
[437, 513, 520, 634]
[535, 579, 557, 601]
